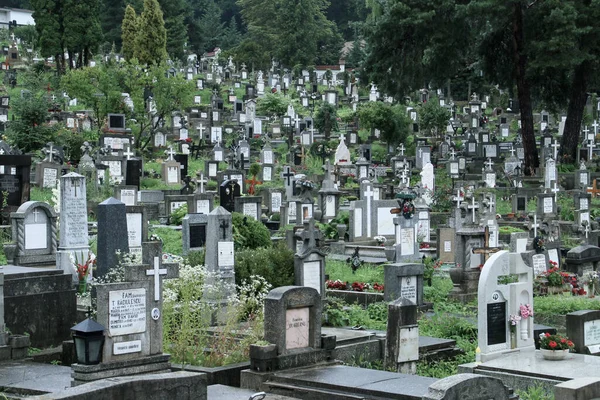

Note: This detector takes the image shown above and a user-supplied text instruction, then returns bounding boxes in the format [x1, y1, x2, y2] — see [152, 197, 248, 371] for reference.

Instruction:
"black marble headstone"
[487, 302, 507, 346]
[219, 179, 241, 213]
[189, 224, 206, 248]
[174, 154, 189, 179]
[126, 159, 142, 188]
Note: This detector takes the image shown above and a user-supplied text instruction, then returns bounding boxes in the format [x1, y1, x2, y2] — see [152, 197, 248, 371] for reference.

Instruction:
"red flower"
[545, 332, 551, 337]
[549, 341, 557, 349]
[561, 338, 566, 344]
[568, 341, 574, 347]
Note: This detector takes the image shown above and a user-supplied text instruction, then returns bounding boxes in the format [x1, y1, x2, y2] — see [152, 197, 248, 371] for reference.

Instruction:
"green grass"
[534, 293, 600, 315]
[149, 227, 182, 255]
[325, 258, 384, 285]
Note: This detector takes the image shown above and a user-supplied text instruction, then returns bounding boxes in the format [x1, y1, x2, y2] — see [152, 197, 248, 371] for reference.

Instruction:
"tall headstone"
[57, 173, 89, 281]
[97, 198, 129, 278]
[385, 298, 418, 374]
[11, 201, 58, 266]
[294, 219, 326, 300]
[204, 207, 235, 301]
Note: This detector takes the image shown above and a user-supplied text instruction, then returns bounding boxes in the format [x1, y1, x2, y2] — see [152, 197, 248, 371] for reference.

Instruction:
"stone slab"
[271, 365, 437, 399]
[0, 361, 71, 393]
[473, 350, 600, 382]
[208, 384, 297, 400]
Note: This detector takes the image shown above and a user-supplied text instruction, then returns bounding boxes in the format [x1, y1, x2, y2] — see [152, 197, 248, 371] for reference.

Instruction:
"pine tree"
[121, 5, 138, 61]
[159, 0, 188, 61]
[63, 0, 102, 68]
[135, 0, 168, 65]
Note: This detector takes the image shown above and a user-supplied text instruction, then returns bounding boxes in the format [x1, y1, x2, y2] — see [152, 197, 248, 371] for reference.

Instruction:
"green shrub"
[170, 204, 188, 226]
[232, 212, 271, 250]
[235, 242, 294, 288]
[185, 250, 205, 267]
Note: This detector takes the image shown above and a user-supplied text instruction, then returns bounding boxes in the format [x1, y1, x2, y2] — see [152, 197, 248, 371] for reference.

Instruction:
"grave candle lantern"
[71, 318, 106, 365]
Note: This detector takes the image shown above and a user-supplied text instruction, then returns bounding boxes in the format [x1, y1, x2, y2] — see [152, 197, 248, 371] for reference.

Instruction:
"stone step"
[265, 381, 367, 400]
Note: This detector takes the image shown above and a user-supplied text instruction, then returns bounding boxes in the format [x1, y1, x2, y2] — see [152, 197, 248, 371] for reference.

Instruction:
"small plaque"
[487, 300, 507, 346]
[444, 241, 451, 252]
[532, 254, 546, 276]
[113, 340, 142, 355]
[303, 261, 321, 294]
[398, 326, 419, 362]
[42, 168, 58, 188]
[218, 241, 234, 267]
[25, 223, 47, 250]
[243, 202, 258, 219]
[543, 197, 553, 214]
[151, 308, 160, 321]
[400, 276, 417, 303]
[121, 189, 136, 206]
[581, 198, 589, 210]
[584, 320, 600, 346]
[286, 307, 309, 350]
[167, 166, 179, 183]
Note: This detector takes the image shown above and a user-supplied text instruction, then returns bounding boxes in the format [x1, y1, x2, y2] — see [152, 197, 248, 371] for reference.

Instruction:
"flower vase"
[541, 349, 570, 361]
[78, 280, 87, 295]
[510, 331, 517, 349]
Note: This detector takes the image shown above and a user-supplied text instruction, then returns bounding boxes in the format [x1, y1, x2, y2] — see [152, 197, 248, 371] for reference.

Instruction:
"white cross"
[449, 148, 456, 160]
[32, 208, 40, 223]
[551, 181, 559, 202]
[593, 120, 599, 136]
[418, 148, 423, 159]
[583, 126, 590, 136]
[453, 188, 464, 209]
[123, 145, 134, 160]
[166, 146, 176, 161]
[531, 214, 539, 237]
[509, 147, 516, 158]
[398, 144, 405, 156]
[364, 184, 374, 237]
[588, 140, 595, 161]
[467, 196, 479, 223]
[485, 195, 495, 214]
[585, 223, 591, 239]
[198, 172, 207, 193]
[0, 148, 5, 155]
[485, 158, 494, 170]
[551, 141, 560, 160]
[146, 256, 167, 302]
[293, 115, 301, 129]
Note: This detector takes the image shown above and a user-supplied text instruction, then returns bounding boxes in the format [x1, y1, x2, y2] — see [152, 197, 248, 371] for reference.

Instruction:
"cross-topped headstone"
[467, 196, 479, 224]
[123, 145, 135, 161]
[281, 165, 295, 199]
[165, 146, 176, 162]
[530, 214, 540, 237]
[472, 226, 502, 264]
[453, 188, 464, 209]
[146, 256, 167, 301]
[551, 141, 560, 160]
[196, 171, 207, 194]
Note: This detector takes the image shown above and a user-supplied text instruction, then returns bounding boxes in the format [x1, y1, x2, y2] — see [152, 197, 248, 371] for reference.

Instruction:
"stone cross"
[588, 140, 595, 161]
[398, 144, 405, 156]
[531, 214, 540, 237]
[485, 158, 494, 171]
[467, 196, 479, 223]
[484, 194, 495, 214]
[146, 256, 167, 301]
[551, 141, 560, 160]
[299, 218, 323, 254]
[364, 183, 374, 237]
[472, 226, 501, 265]
[449, 148, 456, 160]
[165, 146, 176, 161]
[453, 188, 464, 209]
[196, 172, 207, 194]
[551, 181, 559, 202]
[593, 120, 599, 135]
[123, 145, 135, 160]
[281, 166, 295, 199]
[509, 147, 516, 158]
[585, 222, 591, 239]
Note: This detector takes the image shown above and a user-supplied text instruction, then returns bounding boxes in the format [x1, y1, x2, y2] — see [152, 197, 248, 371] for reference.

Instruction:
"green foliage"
[323, 297, 387, 330]
[256, 93, 289, 118]
[232, 212, 271, 250]
[419, 99, 451, 137]
[135, 0, 168, 65]
[170, 203, 188, 226]
[121, 5, 138, 61]
[516, 384, 555, 400]
[534, 293, 600, 316]
[357, 102, 410, 146]
[149, 227, 182, 255]
[235, 242, 294, 288]
[5, 94, 58, 153]
[314, 102, 338, 139]
[249, 162, 261, 177]
[159, 0, 188, 61]
[325, 258, 384, 285]
[423, 276, 453, 304]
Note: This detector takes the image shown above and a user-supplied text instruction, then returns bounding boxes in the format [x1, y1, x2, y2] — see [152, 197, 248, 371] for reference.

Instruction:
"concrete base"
[71, 353, 171, 386]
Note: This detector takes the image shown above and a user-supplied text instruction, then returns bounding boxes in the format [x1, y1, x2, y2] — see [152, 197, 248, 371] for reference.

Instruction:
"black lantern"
[71, 318, 105, 365]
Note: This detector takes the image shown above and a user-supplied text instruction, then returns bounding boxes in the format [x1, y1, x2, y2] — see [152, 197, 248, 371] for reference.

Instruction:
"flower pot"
[384, 247, 396, 262]
[249, 343, 277, 360]
[510, 331, 517, 349]
[540, 349, 570, 361]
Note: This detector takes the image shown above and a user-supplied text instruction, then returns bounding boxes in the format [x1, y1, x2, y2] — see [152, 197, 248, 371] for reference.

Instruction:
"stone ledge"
[72, 354, 171, 385]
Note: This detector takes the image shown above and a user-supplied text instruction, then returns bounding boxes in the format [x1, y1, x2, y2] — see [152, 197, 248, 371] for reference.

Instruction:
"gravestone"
[182, 213, 208, 256]
[566, 310, 600, 355]
[114, 185, 138, 206]
[478, 250, 535, 362]
[565, 245, 600, 277]
[437, 227, 456, 263]
[294, 219, 326, 300]
[0, 273, 6, 360]
[11, 201, 58, 266]
[234, 196, 262, 220]
[57, 173, 89, 281]
[35, 143, 62, 189]
[203, 207, 236, 303]
[126, 205, 148, 260]
[219, 179, 241, 213]
[96, 198, 129, 278]
[0, 152, 31, 207]
[384, 263, 424, 306]
[422, 374, 511, 400]
[385, 298, 418, 374]
[263, 286, 322, 356]
[74, 242, 178, 385]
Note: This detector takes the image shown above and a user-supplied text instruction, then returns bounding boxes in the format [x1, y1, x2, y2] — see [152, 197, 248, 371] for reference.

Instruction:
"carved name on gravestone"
[109, 288, 146, 336]
[286, 307, 309, 350]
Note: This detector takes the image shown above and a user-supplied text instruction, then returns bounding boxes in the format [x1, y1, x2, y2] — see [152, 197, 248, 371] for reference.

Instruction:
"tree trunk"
[561, 61, 590, 164]
[512, 1, 538, 175]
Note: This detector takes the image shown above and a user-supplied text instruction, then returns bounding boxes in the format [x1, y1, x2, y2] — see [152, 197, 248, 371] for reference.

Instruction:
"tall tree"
[121, 5, 138, 61]
[100, 0, 126, 49]
[31, 0, 66, 73]
[135, 0, 168, 65]
[62, 0, 103, 68]
[159, 0, 188, 61]
[238, 0, 341, 68]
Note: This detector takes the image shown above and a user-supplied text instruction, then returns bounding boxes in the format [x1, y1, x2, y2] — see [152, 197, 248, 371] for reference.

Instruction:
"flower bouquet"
[539, 332, 574, 360]
[72, 251, 96, 295]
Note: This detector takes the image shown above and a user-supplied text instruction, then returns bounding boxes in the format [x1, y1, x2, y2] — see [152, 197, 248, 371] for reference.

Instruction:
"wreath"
[533, 236, 546, 253]
[402, 200, 415, 219]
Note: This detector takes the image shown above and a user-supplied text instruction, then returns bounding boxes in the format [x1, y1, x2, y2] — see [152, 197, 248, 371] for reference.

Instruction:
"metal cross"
[281, 166, 294, 186]
[472, 226, 501, 265]
[146, 256, 167, 302]
[220, 220, 229, 240]
[467, 196, 479, 224]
